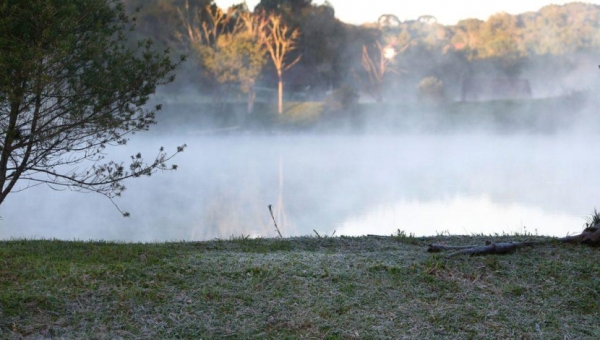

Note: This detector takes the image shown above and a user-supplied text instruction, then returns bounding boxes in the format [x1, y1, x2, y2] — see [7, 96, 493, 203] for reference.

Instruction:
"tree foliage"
[119, 1, 600, 103]
[183, 5, 269, 113]
[296, 3, 343, 91]
[0, 0, 185, 214]
[255, 0, 313, 16]
[122, 0, 212, 52]
[182, 3, 302, 115]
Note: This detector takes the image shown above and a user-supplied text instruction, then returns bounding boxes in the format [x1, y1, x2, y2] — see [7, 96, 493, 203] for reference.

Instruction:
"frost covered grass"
[1, 234, 598, 338]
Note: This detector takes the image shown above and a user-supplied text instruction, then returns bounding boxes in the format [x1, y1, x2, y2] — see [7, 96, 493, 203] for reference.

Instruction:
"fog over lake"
[1, 129, 597, 242]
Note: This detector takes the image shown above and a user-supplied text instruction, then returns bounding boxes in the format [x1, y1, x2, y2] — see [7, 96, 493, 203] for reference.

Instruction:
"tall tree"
[479, 12, 524, 73]
[297, 3, 345, 92]
[186, 5, 268, 114]
[183, 4, 237, 111]
[121, 0, 212, 53]
[356, 40, 407, 103]
[0, 0, 185, 215]
[177, 0, 237, 45]
[236, 12, 270, 113]
[358, 42, 388, 103]
[453, 18, 484, 59]
[262, 14, 301, 114]
[255, 0, 312, 15]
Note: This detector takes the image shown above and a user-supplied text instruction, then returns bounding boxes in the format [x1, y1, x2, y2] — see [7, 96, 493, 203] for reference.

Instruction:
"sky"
[214, 0, 599, 25]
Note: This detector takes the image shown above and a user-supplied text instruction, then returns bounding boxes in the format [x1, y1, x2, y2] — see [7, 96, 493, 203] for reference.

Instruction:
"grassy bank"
[1, 234, 599, 338]
[156, 94, 590, 134]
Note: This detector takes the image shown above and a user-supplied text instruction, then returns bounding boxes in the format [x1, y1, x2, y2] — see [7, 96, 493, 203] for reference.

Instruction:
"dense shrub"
[417, 76, 444, 103]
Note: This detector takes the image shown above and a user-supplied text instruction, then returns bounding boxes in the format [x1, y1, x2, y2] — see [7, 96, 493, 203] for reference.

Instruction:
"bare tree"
[356, 40, 408, 103]
[262, 14, 301, 114]
[177, 1, 237, 45]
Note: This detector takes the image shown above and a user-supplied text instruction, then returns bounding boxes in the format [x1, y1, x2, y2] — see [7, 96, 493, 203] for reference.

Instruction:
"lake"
[0, 133, 597, 241]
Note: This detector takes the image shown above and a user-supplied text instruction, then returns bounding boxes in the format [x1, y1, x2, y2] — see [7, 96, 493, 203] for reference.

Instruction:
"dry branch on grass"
[428, 223, 600, 258]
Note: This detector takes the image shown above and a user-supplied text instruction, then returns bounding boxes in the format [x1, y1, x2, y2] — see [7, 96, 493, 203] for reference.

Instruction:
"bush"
[417, 76, 444, 103]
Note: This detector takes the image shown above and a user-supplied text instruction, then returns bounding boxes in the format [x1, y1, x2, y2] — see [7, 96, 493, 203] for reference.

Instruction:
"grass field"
[155, 93, 591, 135]
[1, 234, 598, 338]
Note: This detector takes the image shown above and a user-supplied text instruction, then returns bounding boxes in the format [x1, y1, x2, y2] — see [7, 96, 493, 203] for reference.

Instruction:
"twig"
[268, 204, 283, 238]
[313, 229, 336, 238]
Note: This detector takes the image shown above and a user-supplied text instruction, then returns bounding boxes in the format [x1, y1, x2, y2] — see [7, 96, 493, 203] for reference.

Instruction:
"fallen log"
[428, 223, 599, 258]
[578, 224, 600, 244]
[428, 240, 541, 258]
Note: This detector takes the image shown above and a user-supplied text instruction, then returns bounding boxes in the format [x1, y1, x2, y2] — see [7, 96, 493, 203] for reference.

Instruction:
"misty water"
[0, 132, 598, 242]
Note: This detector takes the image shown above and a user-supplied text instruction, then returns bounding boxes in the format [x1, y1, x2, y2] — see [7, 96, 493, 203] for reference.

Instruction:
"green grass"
[1, 235, 598, 338]
[586, 209, 600, 227]
[155, 94, 591, 134]
[251, 101, 324, 130]
[353, 96, 588, 134]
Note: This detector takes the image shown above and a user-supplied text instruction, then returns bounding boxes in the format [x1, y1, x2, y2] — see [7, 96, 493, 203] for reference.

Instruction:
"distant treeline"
[122, 0, 600, 103]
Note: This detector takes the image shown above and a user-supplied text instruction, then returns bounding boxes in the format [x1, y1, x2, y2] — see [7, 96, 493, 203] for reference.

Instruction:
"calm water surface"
[1, 134, 597, 241]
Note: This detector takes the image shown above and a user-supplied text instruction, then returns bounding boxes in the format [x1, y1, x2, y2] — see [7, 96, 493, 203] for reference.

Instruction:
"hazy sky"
[214, 1, 599, 25]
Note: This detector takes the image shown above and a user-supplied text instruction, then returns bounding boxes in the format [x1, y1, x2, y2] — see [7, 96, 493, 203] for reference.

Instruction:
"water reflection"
[338, 195, 584, 237]
[0, 134, 596, 241]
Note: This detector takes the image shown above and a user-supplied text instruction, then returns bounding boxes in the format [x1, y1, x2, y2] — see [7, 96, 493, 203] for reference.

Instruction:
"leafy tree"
[122, 0, 212, 53]
[186, 5, 268, 114]
[521, 3, 600, 56]
[123, 1, 600, 105]
[182, 4, 237, 111]
[194, 13, 268, 113]
[296, 3, 345, 93]
[255, 0, 312, 16]
[453, 18, 484, 60]
[0, 0, 185, 214]
[235, 12, 270, 113]
[480, 14, 521, 54]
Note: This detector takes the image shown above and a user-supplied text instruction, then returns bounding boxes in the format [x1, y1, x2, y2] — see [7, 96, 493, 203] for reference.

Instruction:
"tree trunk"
[278, 73, 283, 115]
[247, 85, 256, 115]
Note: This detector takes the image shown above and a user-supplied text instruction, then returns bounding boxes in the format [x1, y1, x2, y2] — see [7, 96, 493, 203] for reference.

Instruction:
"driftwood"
[428, 224, 600, 258]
